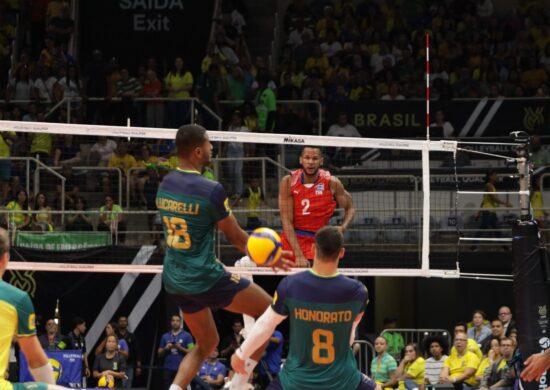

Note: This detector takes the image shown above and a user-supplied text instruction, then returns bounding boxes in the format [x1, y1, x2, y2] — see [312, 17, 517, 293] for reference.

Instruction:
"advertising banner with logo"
[19, 350, 82, 387]
[512, 222, 550, 390]
[15, 232, 111, 251]
[79, 1, 215, 72]
[326, 99, 550, 138]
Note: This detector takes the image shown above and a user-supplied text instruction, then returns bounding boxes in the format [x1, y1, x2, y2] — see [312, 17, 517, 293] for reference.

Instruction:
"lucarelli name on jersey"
[156, 198, 200, 215]
[294, 308, 353, 323]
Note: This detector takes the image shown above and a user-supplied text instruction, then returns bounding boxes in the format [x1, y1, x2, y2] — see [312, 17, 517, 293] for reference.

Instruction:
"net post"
[421, 145, 431, 275]
[517, 156, 531, 220]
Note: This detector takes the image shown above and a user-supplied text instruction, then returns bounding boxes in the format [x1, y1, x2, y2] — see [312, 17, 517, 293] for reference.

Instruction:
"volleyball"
[246, 228, 282, 266]
[97, 374, 115, 388]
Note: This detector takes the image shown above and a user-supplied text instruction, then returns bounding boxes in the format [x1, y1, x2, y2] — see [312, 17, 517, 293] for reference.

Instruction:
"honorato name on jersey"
[156, 198, 200, 215]
[294, 308, 353, 323]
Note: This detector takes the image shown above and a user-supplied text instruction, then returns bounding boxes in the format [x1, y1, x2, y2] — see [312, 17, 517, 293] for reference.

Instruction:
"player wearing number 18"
[156, 125, 288, 390]
[232, 226, 380, 390]
[279, 146, 355, 268]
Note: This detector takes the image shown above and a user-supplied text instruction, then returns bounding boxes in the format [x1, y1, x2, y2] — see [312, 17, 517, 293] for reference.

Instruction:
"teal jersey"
[1, 280, 37, 386]
[272, 270, 369, 390]
[156, 169, 231, 295]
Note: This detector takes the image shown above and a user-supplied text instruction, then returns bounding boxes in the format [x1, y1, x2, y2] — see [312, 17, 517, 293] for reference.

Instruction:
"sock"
[229, 358, 258, 389]
[169, 384, 183, 390]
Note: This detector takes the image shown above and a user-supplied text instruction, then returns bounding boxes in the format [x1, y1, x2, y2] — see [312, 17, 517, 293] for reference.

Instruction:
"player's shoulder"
[161, 170, 222, 197]
[0, 280, 33, 314]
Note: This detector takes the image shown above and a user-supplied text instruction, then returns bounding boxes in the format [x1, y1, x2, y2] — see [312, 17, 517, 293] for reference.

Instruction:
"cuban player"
[279, 146, 355, 267]
[0, 227, 69, 390]
[231, 226, 380, 390]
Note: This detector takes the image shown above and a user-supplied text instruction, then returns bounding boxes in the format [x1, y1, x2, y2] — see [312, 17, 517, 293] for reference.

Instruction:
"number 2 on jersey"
[163, 216, 192, 249]
[312, 329, 335, 364]
[301, 198, 310, 215]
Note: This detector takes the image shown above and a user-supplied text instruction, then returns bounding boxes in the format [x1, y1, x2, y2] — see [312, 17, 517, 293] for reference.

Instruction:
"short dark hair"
[176, 124, 207, 157]
[73, 316, 85, 328]
[424, 335, 449, 357]
[315, 226, 343, 260]
[491, 318, 504, 325]
[301, 146, 322, 155]
[0, 228, 9, 255]
[454, 322, 468, 332]
[472, 309, 487, 320]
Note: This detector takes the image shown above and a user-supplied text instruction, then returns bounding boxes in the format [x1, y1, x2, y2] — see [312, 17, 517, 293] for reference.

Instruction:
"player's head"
[313, 226, 344, 262]
[299, 146, 323, 177]
[175, 124, 212, 168]
[0, 228, 9, 277]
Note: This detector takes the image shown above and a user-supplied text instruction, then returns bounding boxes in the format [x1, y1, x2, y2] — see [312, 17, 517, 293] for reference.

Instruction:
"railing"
[353, 339, 375, 375]
[219, 99, 323, 135]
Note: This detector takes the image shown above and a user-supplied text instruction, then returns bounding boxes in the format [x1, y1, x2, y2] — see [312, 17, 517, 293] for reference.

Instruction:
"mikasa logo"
[283, 137, 305, 144]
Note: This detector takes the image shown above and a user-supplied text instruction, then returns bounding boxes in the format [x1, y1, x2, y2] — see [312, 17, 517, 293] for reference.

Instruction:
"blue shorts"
[266, 374, 376, 390]
[169, 272, 251, 313]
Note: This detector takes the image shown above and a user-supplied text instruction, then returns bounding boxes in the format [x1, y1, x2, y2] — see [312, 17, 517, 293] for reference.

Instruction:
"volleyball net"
[0, 120, 527, 279]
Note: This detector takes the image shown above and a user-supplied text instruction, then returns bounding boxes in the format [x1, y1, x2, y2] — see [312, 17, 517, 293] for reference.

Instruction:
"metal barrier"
[353, 339, 375, 375]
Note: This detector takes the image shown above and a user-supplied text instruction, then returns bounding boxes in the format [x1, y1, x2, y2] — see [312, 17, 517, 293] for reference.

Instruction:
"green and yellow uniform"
[0, 280, 47, 390]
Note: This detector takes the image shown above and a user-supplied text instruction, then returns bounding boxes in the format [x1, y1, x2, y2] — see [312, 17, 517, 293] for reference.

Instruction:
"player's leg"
[171, 308, 219, 389]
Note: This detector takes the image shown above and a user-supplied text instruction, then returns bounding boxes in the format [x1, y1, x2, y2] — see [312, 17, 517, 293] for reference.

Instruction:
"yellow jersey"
[444, 351, 480, 386]
[451, 339, 482, 360]
[108, 154, 137, 173]
[481, 183, 499, 209]
[0, 281, 37, 390]
[531, 190, 544, 219]
[398, 357, 425, 390]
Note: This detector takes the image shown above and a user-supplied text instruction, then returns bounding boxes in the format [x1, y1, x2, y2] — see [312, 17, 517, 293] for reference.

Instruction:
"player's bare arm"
[217, 213, 249, 253]
[279, 175, 309, 267]
[330, 176, 355, 233]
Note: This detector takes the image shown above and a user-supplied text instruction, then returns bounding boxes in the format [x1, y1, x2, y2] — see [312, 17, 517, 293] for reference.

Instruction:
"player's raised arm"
[331, 176, 355, 233]
[217, 213, 249, 253]
[279, 175, 308, 266]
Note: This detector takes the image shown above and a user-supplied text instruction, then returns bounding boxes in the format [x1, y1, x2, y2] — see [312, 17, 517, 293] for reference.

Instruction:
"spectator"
[257, 330, 283, 388]
[34, 66, 58, 103]
[55, 165, 82, 211]
[240, 177, 264, 230]
[6, 66, 34, 105]
[63, 316, 91, 380]
[424, 337, 448, 385]
[196, 64, 222, 117]
[22, 102, 39, 122]
[141, 69, 164, 128]
[287, 18, 314, 49]
[381, 82, 405, 100]
[4, 189, 31, 231]
[134, 144, 159, 207]
[381, 318, 406, 360]
[98, 195, 126, 244]
[115, 68, 141, 125]
[284, 0, 313, 31]
[480, 338, 514, 390]
[305, 44, 330, 73]
[520, 56, 548, 93]
[326, 112, 361, 137]
[220, 318, 244, 359]
[254, 72, 276, 132]
[481, 319, 505, 353]
[158, 314, 195, 390]
[439, 332, 480, 388]
[320, 29, 343, 58]
[371, 336, 398, 389]
[530, 136, 550, 167]
[497, 306, 516, 337]
[47, 2, 74, 48]
[117, 315, 142, 388]
[452, 322, 483, 360]
[53, 134, 81, 167]
[474, 337, 500, 386]
[468, 310, 491, 345]
[165, 57, 193, 128]
[65, 196, 93, 231]
[430, 110, 455, 138]
[32, 192, 53, 232]
[93, 334, 127, 388]
[38, 318, 63, 351]
[95, 322, 129, 359]
[0, 128, 15, 204]
[370, 44, 395, 74]
[57, 64, 83, 104]
[195, 348, 227, 390]
[227, 66, 248, 102]
[224, 110, 247, 197]
[395, 343, 425, 390]
[90, 136, 117, 167]
[106, 140, 137, 197]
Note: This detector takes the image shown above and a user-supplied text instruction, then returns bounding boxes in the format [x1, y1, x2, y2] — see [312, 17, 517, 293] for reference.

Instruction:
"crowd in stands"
[10, 305, 520, 389]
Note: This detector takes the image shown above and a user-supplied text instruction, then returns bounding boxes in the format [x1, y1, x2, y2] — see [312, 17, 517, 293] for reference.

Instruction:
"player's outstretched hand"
[294, 253, 310, 268]
[271, 250, 293, 272]
[231, 352, 247, 375]
[521, 351, 550, 381]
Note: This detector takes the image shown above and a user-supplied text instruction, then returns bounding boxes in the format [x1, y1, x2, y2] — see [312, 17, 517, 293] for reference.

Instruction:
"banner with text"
[19, 350, 82, 387]
[326, 99, 550, 138]
[15, 232, 111, 251]
[79, 1, 215, 72]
